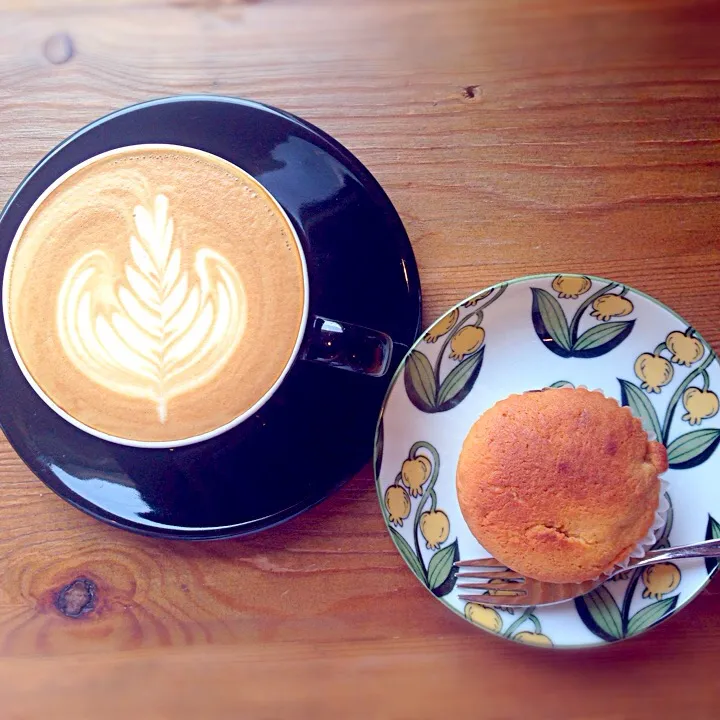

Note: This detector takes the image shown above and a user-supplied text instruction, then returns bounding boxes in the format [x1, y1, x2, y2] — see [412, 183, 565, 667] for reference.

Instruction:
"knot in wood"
[55, 578, 96, 618]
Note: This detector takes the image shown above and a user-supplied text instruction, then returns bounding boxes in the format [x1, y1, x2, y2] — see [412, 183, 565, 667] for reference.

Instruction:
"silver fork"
[454, 537, 720, 607]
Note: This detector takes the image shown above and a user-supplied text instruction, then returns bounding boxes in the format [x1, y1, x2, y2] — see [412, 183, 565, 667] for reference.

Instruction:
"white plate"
[374, 274, 720, 649]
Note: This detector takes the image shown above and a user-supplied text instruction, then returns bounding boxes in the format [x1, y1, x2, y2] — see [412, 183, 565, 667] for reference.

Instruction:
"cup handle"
[300, 315, 405, 378]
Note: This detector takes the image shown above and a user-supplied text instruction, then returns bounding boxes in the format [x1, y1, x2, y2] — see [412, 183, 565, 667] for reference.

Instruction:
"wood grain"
[1, 0, 719, 717]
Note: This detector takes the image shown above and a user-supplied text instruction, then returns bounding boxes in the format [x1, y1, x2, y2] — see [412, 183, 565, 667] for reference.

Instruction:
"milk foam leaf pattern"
[428, 539, 459, 596]
[572, 321, 635, 359]
[666, 429, 720, 470]
[626, 596, 679, 637]
[574, 585, 623, 642]
[404, 350, 437, 412]
[57, 194, 246, 423]
[436, 346, 485, 410]
[618, 379, 663, 441]
[389, 526, 426, 583]
[705, 515, 720, 574]
[531, 288, 572, 356]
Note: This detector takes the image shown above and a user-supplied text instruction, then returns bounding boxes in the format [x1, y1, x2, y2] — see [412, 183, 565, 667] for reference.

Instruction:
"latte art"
[4, 145, 307, 445]
[57, 194, 247, 423]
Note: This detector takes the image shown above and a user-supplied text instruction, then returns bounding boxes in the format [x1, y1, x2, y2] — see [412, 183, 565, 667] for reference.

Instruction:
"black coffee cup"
[0, 95, 421, 537]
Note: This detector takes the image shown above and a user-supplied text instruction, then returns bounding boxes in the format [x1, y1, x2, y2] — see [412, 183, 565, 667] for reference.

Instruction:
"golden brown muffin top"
[456, 388, 668, 583]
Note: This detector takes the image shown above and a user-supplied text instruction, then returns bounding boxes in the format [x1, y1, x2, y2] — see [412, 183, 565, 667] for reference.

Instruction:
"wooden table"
[1, 1, 719, 717]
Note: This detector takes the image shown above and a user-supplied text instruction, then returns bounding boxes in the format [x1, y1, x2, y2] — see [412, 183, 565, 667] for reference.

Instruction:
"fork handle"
[628, 538, 720, 570]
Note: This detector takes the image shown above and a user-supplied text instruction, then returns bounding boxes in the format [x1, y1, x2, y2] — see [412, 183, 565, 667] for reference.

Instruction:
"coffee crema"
[4, 145, 307, 445]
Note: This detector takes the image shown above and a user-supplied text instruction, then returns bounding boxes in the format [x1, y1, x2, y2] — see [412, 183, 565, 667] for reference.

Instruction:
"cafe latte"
[3, 145, 307, 445]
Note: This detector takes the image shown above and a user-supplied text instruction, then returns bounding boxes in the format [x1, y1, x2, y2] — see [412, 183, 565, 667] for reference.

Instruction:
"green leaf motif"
[667, 429, 720, 470]
[531, 288, 572, 357]
[436, 347, 485, 410]
[618, 378, 663, 441]
[428, 540, 460, 597]
[626, 596, 679, 636]
[705, 515, 720, 575]
[389, 526, 426, 584]
[404, 350, 437, 412]
[573, 320, 635, 359]
[574, 585, 623, 642]
[374, 418, 384, 480]
[549, 380, 575, 389]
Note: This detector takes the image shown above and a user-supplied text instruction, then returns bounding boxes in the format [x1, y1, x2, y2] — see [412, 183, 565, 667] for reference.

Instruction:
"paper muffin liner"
[568, 481, 668, 584]
[564, 385, 670, 581]
[610, 478, 669, 573]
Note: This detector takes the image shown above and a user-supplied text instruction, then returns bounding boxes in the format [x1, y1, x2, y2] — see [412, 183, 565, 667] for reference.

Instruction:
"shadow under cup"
[0, 95, 421, 538]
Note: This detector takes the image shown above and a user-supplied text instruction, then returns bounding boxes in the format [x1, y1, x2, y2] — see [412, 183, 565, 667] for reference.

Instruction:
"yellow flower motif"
[463, 289, 493, 307]
[514, 631, 553, 647]
[384, 485, 410, 527]
[642, 562, 681, 600]
[590, 294, 634, 322]
[425, 308, 459, 343]
[682, 388, 719, 426]
[634, 353, 673, 393]
[485, 578, 516, 597]
[551, 275, 591, 299]
[449, 326, 485, 361]
[480, 578, 516, 613]
[420, 509, 450, 549]
[666, 330, 704, 367]
[401, 456, 432, 497]
[464, 603, 502, 632]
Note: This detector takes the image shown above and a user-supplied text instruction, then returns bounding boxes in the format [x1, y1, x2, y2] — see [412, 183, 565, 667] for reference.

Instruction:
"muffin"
[456, 388, 668, 583]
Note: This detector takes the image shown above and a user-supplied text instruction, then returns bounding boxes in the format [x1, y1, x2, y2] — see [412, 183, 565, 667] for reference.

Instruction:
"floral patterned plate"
[374, 273, 720, 649]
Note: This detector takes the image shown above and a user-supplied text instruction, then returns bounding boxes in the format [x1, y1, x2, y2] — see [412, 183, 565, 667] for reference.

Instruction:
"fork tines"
[454, 557, 507, 568]
[454, 557, 528, 603]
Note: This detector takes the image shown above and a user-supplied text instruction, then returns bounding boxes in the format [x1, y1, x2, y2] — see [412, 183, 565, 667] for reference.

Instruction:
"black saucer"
[0, 96, 421, 539]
